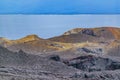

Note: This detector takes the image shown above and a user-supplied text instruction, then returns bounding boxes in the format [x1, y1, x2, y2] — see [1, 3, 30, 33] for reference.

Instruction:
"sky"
[0, 0, 119, 14]
[0, 0, 120, 39]
[0, 15, 120, 39]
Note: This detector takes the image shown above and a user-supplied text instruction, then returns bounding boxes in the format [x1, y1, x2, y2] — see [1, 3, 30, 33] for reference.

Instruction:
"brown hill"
[7, 39, 61, 54]
[48, 27, 120, 43]
[13, 34, 41, 43]
[0, 34, 67, 54]
[0, 34, 41, 47]
[0, 37, 12, 47]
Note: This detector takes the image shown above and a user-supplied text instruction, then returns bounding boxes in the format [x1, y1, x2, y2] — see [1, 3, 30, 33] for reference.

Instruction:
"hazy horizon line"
[0, 14, 120, 15]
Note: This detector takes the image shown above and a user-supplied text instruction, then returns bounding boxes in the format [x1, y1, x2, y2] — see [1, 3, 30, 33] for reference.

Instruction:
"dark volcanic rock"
[48, 55, 61, 61]
[1, 46, 120, 80]
[71, 70, 120, 80]
[77, 47, 103, 55]
[64, 55, 120, 72]
[108, 45, 120, 56]
[81, 29, 96, 36]
[0, 46, 78, 80]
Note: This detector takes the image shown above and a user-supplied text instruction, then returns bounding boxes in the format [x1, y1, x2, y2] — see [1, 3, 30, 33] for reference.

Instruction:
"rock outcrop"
[63, 55, 120, 72]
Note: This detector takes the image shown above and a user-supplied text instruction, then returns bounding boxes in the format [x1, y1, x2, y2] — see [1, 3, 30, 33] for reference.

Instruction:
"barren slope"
[48, 27, 120, 43]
